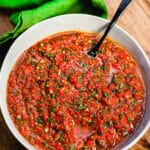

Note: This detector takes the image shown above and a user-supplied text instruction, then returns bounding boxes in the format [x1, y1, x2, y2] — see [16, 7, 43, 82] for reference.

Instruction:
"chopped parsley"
[48, 117, 53, 123]
[47, 53, 55, 57]
[119, 83, 124, 89]
[83, 63, 88, 69]
[37, 117, 44, 124]
[79, 103, 84, 110]
[101, 65, 108, 71]
[103, 93, 109, 98]
[127, 118, 132, 122]
[69, 144, 75, 150]
[37, 101, 41, 105]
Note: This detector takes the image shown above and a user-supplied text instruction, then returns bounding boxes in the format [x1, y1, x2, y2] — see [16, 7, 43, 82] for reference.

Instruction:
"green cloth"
[0, 0, 108, 46]
[0, 0, 50, 9]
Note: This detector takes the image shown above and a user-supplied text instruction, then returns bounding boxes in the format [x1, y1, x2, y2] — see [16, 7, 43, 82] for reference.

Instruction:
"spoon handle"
[91, 0, 132, 53]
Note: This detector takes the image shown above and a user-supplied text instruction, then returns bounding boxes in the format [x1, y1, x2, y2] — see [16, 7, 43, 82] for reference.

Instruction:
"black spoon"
[87, 0, 132, 58]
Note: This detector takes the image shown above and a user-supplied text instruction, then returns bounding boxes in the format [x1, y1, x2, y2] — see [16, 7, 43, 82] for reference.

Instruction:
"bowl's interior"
[0, 14, 150, 150]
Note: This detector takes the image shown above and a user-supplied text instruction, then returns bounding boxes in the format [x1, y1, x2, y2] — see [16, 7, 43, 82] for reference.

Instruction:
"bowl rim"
[0, 14, 150, 150]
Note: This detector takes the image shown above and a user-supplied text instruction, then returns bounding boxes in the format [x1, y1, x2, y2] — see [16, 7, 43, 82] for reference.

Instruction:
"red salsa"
[7, 31, 145, 149]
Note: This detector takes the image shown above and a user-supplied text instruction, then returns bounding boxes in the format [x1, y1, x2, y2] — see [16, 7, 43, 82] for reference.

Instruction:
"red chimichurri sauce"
[7, 31, 145, 150]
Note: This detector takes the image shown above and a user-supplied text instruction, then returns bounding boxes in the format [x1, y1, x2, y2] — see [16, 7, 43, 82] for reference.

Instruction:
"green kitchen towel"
[0, 0, 47, 9]
[0, 0, 108, 46]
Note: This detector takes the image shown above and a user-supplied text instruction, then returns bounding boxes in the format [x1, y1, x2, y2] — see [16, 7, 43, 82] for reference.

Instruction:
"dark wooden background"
[0, 0, 150, 149]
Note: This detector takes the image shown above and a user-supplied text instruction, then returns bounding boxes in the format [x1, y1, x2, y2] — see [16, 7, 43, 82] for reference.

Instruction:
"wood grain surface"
[0, 0, 150, 150]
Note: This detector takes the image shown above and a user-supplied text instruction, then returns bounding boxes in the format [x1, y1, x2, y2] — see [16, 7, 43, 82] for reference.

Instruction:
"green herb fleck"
[50, 106, 55, 113]
[114, 79, 119, 83]
[113, 120, 117, 126]
[127, 118, 132, 122]
[42, 140, 47, 145]
[48, 144, 54, 149]
[119, 83, 124, 89]
[47, 53, 55, 57]
[103, 123, 108, 128]
[74, 107, 78, 112]
[29, 58, 35, 65]
[48, 117, 53, 123]
[37, 101, 41, 105]
[78, 77, 82, 82]
[48, 64, 53, 69]
[79, 103, 84, 110]
[50, 94, 56, 98]
[37, 117, 44, 124]
[92, 89, 98, 97]
[97, 139, 105, 146]
[112, 89, 116, 94]
[105, 120, 112, 127]
[58, 137, 63, 141]
[41, 50, 46, 56]
[103, 93, 109, 98]
[61, 73, 65, 78]
[93, 66, 97, 73]
[129, 86, 133, 91]
[89, 121, 94, 126]
[118, 112, 122, 119]
[75, 101, 84, 110]
[83, 63, 88, 69]
[101, 65, 108, 71]
[100, 110, 105, 114]
[54, 79, 58, 82]
[92, 113, 97, 118]
[69, 144, 75, 150]
[37, 65, 42, 70]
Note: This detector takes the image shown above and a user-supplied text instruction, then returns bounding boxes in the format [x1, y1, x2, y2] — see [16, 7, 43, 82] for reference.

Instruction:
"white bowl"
[0, 14, 150, 150]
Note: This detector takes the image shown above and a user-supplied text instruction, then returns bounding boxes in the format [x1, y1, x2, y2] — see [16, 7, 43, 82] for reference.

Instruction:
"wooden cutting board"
[0, 0, 150, 149]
